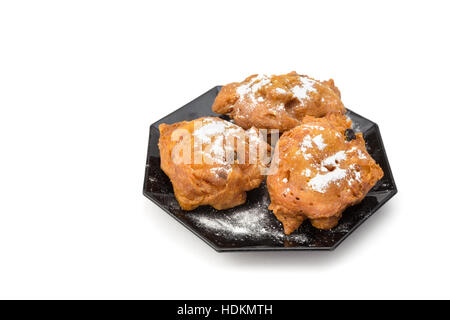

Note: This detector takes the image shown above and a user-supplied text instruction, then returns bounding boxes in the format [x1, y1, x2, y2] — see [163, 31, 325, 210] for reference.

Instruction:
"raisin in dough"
[212, 71, 345, 132]
[267, 114, 383, 234]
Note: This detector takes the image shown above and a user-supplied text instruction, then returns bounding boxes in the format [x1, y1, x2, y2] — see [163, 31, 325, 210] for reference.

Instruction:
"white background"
[0, 1, 448, 299]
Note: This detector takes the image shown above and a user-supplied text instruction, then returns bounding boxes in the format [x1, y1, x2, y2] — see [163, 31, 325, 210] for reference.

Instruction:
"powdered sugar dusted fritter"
[267, 114, 383, 234]
[158, 117, 270, 210]
[212, 71, 345, 132]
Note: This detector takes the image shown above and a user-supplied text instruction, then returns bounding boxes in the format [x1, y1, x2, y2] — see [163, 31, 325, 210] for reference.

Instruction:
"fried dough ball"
[212, 71, 345, 132]
[267, 114, 384, 234]
[159, 117, 270, 210]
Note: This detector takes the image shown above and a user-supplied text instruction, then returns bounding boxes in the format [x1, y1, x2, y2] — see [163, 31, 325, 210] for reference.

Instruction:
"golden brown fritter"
[158, 117, 270, 211]
[212, 72, 345, 132]
[267, 114, 384, 234]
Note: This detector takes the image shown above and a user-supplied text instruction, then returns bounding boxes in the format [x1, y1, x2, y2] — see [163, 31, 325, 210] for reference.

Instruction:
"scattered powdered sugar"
[251, 75, 271, 93]
[302, 168, 311, 177]
[307, 146, 367, 193]
[187, 196, 308, 243]
[308, 167, 347, 193]
[293, 122, 370, 193]
[210, 166, 232, 177]
[193, 120, 228, 144]
[235, 74, 318, 109]
[209, 135, 225, 158]
[296, 134, 324, 160]
[193, 118, 241, 144]
[282, 178, 288, 183]
[347, 146, 368, 160]
[303, 124, 325, 131]
[348, 114, 362, 132]
[192, 118, 244, 167]
[330, 220, 352, 233]
[298, 133, 329, 155]
[322, 151, 347, 167]
[246, 127, 265, 146]
[299, 135, 312, 151]
[191, 118, 268, 179]
[312, 134, 326, 150]
[357, 149, 367, 159]
[236, 74, 271, 104]
[347, 164, 362, 183]
[291, 76, 318, 103]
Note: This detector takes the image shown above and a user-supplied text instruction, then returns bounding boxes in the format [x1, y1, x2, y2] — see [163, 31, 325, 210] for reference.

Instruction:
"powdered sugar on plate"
[186, 192, 308, 243]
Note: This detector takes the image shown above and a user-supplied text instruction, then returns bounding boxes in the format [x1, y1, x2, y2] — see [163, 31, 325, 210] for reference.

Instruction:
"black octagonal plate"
[143, 86, 397, 252]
